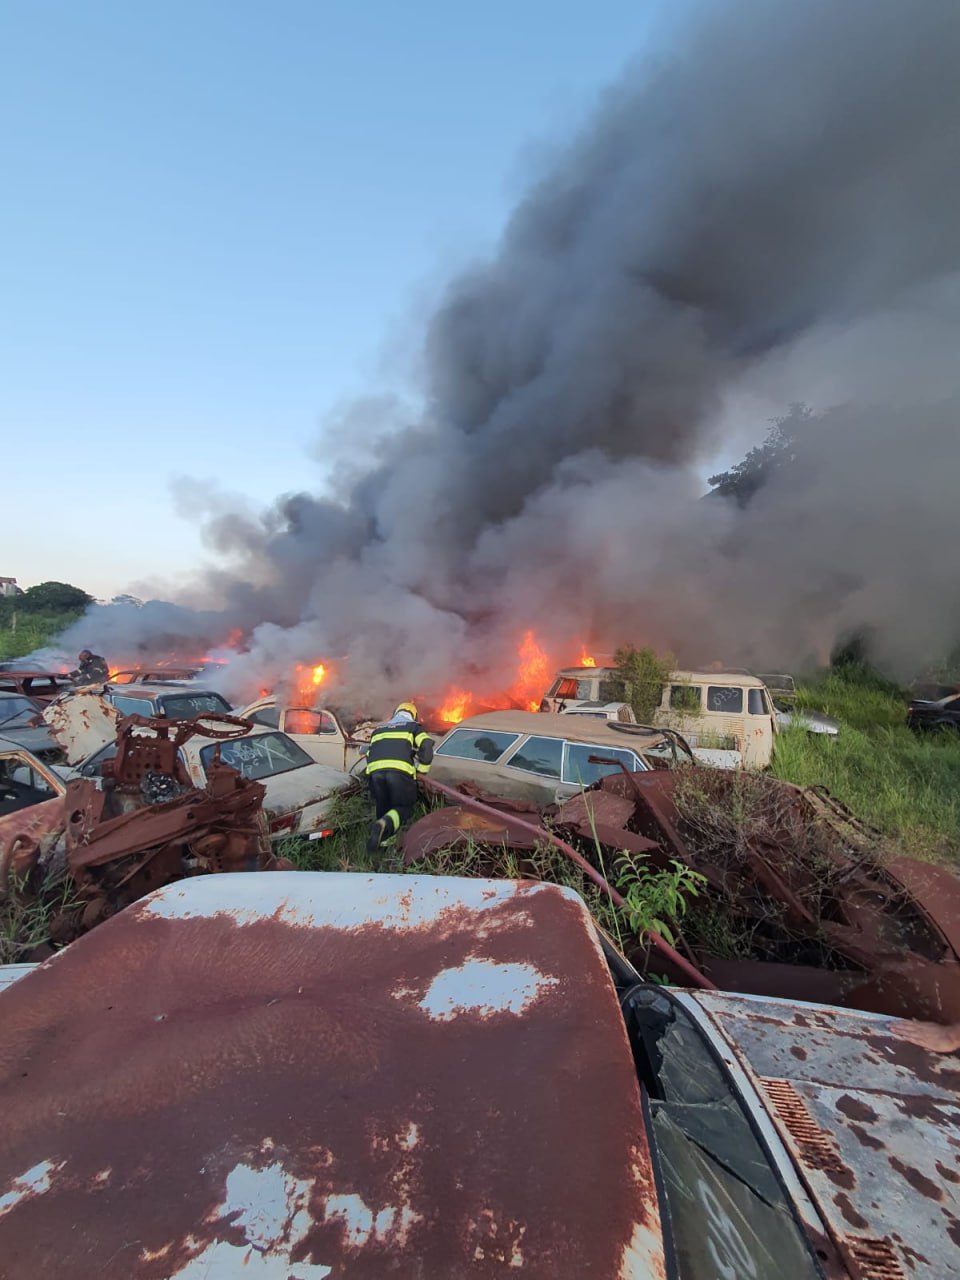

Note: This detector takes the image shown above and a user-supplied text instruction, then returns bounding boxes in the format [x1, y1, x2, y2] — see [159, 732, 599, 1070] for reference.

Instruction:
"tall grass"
[0, 610, 83, 662]
[772, 672, 960, 862]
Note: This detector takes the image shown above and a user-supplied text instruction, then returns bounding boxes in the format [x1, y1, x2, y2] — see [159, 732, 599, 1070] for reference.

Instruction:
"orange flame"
[579, 650, 597, 668]
[311, 663, 327, 686]
[439, 688, 473, 725]
[514, 629, 550, 712]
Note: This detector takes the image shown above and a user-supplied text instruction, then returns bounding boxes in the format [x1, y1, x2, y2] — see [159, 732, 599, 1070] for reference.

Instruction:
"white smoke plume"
[54, 0, 960, 708]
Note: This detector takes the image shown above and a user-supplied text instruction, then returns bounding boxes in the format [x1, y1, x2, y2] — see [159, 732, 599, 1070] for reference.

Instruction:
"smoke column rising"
[60, 0, 960, 704]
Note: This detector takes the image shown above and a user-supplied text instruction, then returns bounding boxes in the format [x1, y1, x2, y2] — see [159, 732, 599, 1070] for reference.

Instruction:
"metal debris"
[1, 713, 271, 944]
[409, 767, 960, 1022]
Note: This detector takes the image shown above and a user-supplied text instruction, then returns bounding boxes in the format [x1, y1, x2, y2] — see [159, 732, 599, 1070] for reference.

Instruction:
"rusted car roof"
[0, 872, 665, 1278]
[676, 990, 960, 1280]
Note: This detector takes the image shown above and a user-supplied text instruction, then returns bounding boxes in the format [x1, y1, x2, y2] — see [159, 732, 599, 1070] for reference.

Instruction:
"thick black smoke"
[57, 0, 960, 705]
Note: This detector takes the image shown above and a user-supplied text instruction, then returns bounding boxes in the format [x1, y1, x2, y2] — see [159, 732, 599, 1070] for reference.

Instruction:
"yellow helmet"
[394, 701, 418, 720]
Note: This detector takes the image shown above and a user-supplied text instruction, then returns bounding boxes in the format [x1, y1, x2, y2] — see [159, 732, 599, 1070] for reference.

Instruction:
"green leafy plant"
[615, 855, 706, 946]
[611, 644, 675, 723]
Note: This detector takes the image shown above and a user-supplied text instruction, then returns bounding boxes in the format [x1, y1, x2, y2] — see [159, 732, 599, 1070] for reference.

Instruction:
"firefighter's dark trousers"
[367, 770, 418, 837]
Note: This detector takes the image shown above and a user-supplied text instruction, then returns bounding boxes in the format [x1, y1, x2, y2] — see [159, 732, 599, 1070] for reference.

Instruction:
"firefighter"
[364, 701, 433, 852]
[70, 649, 109, 684]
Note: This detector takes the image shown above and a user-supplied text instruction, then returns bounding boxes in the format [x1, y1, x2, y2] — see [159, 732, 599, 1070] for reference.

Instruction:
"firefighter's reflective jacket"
[364, 720, 434, 778]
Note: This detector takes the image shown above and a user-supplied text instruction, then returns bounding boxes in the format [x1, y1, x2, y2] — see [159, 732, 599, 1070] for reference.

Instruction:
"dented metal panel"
[0, 872, 666, 1278]
[676, 990, 960, 1280]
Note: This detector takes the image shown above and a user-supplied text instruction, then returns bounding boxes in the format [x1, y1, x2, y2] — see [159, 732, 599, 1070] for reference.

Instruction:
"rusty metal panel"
[0, 872, 666, 1279]
[676, 990, 960, 1280]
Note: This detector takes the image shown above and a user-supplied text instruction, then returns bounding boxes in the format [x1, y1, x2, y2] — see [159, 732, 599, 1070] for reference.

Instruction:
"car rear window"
[158, 693, 232, 718]
[563, 742, 642, 786]
[707, 686, 744, 714]
[435, 729, 520, 761]
[506, 735, 563, 779]
[199, 732, 312, 781]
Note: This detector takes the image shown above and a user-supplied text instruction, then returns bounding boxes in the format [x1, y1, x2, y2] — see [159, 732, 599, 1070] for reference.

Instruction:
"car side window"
[248, 706, 282, 729]
[670, 684, 702, 711]
[284, 708, 336, 736]
[435, 730, 520, 761]
[506, 735, 563, 779]
[748, 688, 767, 715]
[563, 742, 641, 786]
[707, 686, 744, 714]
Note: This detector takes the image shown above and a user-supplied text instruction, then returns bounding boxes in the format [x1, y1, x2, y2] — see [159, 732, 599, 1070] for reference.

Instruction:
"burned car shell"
[0, 670, 75, 705]
[0, 735, 66, 819]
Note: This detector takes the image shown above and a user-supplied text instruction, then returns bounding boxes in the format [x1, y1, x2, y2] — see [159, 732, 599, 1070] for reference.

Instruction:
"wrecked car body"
[1, 713, 274, 941]
[430, 710, 690, 806]
[238, 694, 366, 773]
[46, 689, 354, 838]
[0, 871, 955, 1279]
[0, 737, 66, 820]
[542, 666, 781, 767]
[407, 766, 960, 1024]
[0, 669, 75, 704]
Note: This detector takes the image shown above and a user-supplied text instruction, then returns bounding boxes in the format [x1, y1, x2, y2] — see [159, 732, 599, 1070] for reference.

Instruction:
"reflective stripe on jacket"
[365, 721, 434, 777]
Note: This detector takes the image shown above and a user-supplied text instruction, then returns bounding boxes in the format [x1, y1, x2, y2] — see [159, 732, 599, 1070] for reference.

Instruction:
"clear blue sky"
[1, 0, 669, 599]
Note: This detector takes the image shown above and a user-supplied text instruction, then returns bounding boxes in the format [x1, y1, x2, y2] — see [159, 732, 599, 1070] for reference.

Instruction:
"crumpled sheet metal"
[401, 804, 540, 863]
[600, 769, 960, 1023]
[0, 798, 65, 891]
[0, 872, 667, 1279]
[5, 713, 272, 940]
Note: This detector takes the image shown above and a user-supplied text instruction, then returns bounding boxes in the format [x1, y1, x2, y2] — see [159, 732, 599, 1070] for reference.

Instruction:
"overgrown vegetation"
[0, 873, 81, 964]
[275, 786, 710, 969]
[770, 664, 960, 862]
[609, 644, 675, 722]
[616, 855, 706, 947]
[0, 580, 92, 661]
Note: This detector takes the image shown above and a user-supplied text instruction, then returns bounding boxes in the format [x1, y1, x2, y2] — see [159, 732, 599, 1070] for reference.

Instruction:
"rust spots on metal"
[833, 1191, 869, 1230]
[937, 1161, 960, 1185]
[888, 1157, 944, 1202]
[837, 1095, 879, 1124]
[791, 1044, 808, 1060]
[0, 878, 663, 1278]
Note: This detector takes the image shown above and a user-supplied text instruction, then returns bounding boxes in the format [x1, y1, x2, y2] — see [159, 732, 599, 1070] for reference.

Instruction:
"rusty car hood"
[675, 990, 960, 1280]
[42, 689, 122, 764]
[0, 872, 666, 1279]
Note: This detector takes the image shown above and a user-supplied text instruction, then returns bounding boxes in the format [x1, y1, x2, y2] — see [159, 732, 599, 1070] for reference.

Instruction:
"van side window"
[707, 686, 744, 713]
[507, 736, 563, 779]
[554, 678, 579, 699]
[670, 685, 701, 712]
[748, 688, 767, 715]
